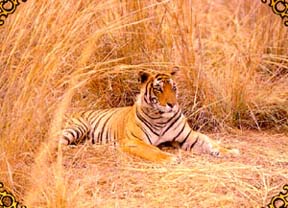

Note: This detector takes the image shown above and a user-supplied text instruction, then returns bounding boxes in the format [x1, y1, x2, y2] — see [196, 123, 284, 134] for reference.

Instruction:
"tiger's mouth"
[159, 109, 173, 113]
[158, 105, 178, 114]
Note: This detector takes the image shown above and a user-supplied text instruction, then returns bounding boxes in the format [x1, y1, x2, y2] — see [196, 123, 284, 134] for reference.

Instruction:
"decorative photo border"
[0, 0, 27, 26]
[0, 182, 26, 208]
[261, 0, 288, 26]
[264, 184, 288, 208]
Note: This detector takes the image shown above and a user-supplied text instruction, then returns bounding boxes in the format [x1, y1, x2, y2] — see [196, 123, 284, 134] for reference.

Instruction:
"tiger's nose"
[167, 102, 174, 108]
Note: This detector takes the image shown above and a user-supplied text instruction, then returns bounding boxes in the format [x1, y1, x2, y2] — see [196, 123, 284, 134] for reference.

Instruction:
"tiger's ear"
[171, 66, 179, 76]
[138, 71, 151, 84]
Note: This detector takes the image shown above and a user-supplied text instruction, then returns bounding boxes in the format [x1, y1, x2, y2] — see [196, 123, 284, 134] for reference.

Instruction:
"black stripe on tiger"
[67, 129, 79, 140]
[144, 79, 152, 97]
[157, 109, 181, 125]
[161, 110, 182, 135]
[179, 130, 192, 146]
[97, 110, 119, 144]
[90, 109, 111, 144]
[188, 137, 199, 150]
[136, 109, 160, 137]
[148, 89, 153, 103]
[155, 74, 170, 80]
[136, 123, 152, 144]
[104, 125, 111, 143]
[62, 136, 71, 145]
[73, 122, 89, 136]
[141, 107, 162, 120]
[131, 132, 142, 141]
[171, 122, 187, 141]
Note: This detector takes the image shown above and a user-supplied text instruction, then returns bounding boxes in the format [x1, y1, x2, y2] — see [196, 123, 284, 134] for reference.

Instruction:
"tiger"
[59, 68, 239, 163]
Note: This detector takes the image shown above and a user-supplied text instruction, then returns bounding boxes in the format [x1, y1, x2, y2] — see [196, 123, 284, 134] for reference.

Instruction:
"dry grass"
[0, 0, 287, 207]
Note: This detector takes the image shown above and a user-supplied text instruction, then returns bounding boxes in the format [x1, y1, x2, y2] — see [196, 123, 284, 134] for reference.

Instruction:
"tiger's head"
[137, 67, 179, 115]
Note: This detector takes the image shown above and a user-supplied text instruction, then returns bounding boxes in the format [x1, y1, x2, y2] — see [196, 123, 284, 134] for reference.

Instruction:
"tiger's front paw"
[169, 155, 181, 164]
[210, 149, 220, 157]
[210, 146, 240, 157]
[228, 148, 240, 156]
[159, 153, 181, 165]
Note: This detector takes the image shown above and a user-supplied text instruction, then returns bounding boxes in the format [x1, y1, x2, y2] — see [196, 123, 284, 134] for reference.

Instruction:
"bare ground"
[40, 131, 288, 208]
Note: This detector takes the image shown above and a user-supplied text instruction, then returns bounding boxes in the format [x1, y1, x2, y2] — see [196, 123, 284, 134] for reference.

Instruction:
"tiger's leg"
[120, 138, 178, 163]
[180, 131, 240, 157]
[59, 117, 90, 145]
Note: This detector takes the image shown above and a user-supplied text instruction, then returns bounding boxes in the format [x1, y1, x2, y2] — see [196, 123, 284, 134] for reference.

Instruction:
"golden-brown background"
[0, 0, 287, 207]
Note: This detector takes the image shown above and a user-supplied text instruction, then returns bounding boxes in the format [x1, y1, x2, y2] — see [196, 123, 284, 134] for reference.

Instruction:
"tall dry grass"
[0, 0, 287, 207]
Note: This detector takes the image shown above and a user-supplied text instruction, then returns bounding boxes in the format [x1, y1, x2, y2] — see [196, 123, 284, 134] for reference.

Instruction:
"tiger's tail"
[59, 116, 90, 145]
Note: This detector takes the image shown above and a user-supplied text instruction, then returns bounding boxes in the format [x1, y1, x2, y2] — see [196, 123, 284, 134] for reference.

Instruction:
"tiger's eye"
[154, 85, 162, 93]
[154, 89, 161, 94]
[151, 97, 158, 104]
